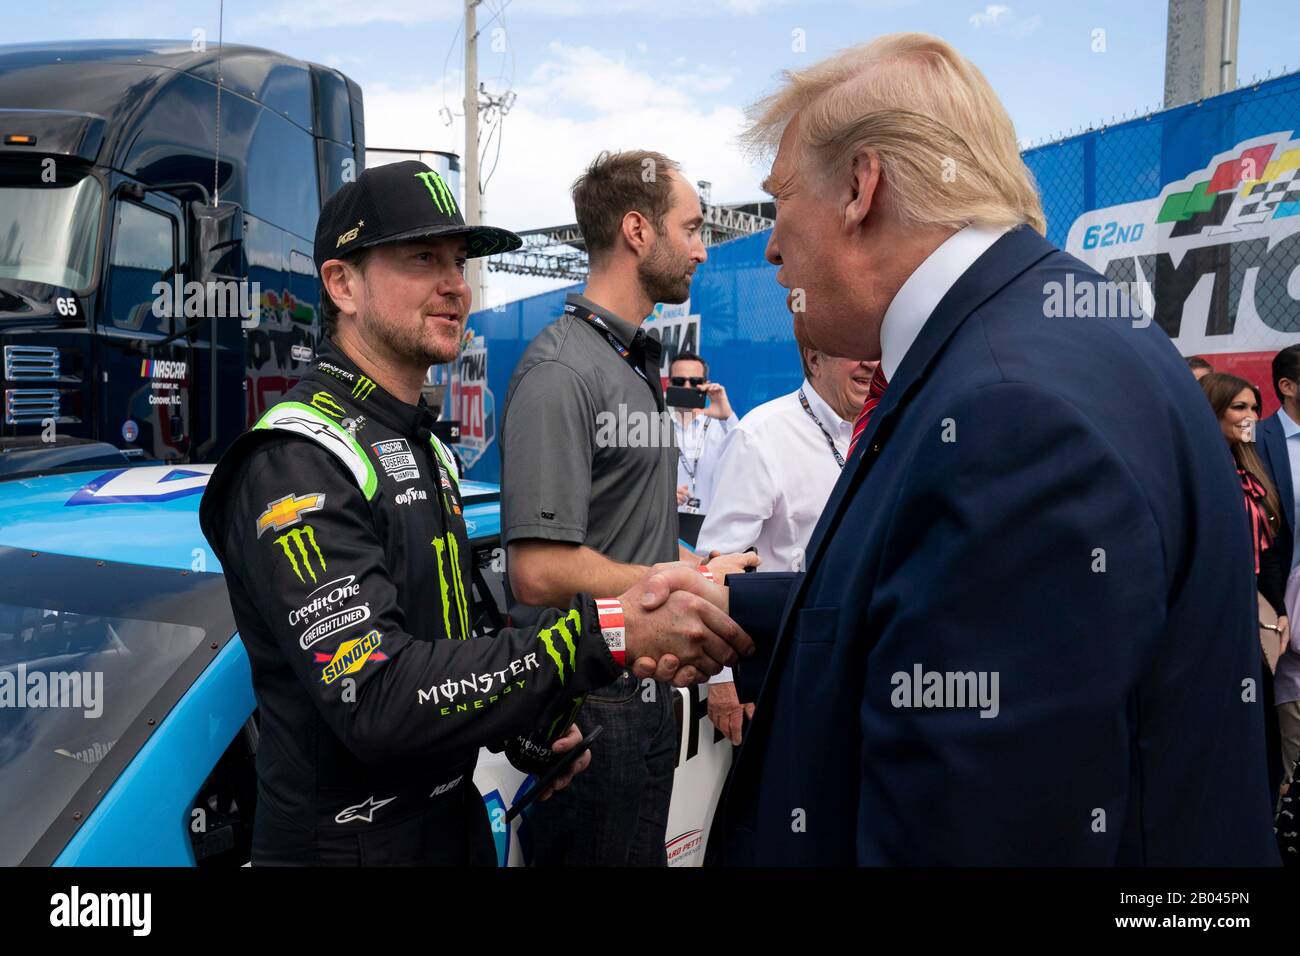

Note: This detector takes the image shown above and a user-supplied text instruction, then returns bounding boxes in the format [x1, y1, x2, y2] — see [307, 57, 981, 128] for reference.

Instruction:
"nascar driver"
[199, 161, 752, 865]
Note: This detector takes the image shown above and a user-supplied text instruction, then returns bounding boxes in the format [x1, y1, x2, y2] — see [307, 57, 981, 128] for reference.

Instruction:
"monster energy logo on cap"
[313, 161, 523, 275]
[276, 526, 327, 584]
[352, 376, 376, 400]
[415, 171, 459, 217]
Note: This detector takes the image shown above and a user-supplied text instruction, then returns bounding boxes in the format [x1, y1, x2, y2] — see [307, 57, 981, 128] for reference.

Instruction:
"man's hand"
[677, 484, 691, 505]
[656, 551, 759, 584]
[1279, 616, 1291, 661]
[536, 723, 591, 801]
[620, 565, 752, 687]
[704, 549, 760, 578]
[700, 382, 733, 419]
[707, 681, 754, 745]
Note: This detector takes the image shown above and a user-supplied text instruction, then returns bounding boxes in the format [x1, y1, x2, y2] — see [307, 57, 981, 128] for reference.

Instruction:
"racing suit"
[199, 339, 621, 865]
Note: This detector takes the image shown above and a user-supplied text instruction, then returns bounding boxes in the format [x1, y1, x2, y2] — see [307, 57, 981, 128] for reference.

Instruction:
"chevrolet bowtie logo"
[256, 492, 326, 538]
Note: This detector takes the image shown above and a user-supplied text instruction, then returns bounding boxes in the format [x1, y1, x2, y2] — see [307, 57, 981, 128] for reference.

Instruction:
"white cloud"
[968, 4, 1040, 36]
[362, 44, 766, 307]
[235, 0, 805, 32]
[233, 0, 456, 33]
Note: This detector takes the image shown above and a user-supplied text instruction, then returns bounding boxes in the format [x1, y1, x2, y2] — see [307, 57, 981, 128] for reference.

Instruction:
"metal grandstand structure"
[485, 193, 776, 280]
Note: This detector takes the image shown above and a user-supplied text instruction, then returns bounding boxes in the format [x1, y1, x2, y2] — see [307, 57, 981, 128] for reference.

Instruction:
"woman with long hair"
[1201, 373, 1289, 619]
[1201, 372, 1289, 795]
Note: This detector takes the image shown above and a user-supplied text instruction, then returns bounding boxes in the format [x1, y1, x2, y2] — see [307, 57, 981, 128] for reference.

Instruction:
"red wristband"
[697, 565, 715, 582]
[594, 598, 626, 666]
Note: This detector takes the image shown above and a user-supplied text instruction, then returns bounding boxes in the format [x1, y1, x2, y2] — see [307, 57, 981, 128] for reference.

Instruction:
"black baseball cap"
[313, 160, 522, 272]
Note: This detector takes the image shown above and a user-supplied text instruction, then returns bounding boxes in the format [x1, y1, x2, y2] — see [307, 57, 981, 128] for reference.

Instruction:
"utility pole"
[464, 0, 483, 309]
[1164, 0, 1240, 109]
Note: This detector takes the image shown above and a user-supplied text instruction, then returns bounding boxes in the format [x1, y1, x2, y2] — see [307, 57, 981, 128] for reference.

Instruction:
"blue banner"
[458, 71, 1300, 479]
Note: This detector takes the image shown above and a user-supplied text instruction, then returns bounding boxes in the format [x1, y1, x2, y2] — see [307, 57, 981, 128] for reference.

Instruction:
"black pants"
[252, 784, 498, 866]
[525, 673, 679, 866]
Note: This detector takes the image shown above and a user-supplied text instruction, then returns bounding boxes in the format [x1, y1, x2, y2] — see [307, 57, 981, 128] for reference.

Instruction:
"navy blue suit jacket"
[1256, 412, 1295, 577]
[710, 226, 1279, 866]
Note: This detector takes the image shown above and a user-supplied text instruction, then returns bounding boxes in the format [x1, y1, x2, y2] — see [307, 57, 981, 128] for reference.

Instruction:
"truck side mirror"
[190, 201, 246, 283]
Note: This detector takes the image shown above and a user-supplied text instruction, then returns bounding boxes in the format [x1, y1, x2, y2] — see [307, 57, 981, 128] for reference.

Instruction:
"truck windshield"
[0, 173, 102, 289]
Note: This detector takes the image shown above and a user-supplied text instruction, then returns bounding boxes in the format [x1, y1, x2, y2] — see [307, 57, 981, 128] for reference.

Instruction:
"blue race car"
[0, 464, 729, 866]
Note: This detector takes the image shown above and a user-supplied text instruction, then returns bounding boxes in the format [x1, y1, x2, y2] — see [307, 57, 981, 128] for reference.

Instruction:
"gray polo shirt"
[500, 292, 679, 569]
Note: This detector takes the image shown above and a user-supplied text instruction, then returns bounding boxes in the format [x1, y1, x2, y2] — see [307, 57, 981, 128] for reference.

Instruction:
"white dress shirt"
[878, 224, 1009, 381]
[673, 409, 738, 515]
[695, 378, 853, 682]
[1276, 408, 1300, 570]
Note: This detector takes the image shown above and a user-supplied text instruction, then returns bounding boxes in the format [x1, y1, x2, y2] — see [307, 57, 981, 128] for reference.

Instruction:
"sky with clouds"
[6, 0, 1300, 305]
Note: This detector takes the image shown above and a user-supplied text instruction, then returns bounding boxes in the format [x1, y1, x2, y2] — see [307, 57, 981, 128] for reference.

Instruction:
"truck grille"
[4, 389, 59, 425]
[4, 345, 60, 381]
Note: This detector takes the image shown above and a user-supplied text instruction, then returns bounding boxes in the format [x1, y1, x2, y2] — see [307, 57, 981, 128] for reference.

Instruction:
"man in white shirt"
[670, 351, 737, 517]
[696, 347, 877, 743]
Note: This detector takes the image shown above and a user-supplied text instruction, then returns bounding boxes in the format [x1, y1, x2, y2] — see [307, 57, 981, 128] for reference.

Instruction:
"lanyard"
[675, 415, 711, 491]
[798, 388, 846, 469]
[564, 301, 662, 404]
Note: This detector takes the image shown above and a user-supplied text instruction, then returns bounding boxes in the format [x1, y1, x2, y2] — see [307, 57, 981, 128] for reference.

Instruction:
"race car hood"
[0, 464, 501, 570]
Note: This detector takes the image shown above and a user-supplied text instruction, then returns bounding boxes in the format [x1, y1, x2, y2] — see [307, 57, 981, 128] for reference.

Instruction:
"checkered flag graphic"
[1240, 167, 1300, 218]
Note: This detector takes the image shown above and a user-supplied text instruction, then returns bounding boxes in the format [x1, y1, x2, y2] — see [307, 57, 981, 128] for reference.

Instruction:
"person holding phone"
[669, 352, 737, 516]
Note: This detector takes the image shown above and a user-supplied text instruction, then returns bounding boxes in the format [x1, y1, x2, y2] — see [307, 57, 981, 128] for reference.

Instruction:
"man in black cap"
[198, 161, 752, 866]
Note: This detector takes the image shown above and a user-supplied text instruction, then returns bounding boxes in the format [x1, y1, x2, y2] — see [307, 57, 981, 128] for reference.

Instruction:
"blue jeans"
[524, 672, 678, 866]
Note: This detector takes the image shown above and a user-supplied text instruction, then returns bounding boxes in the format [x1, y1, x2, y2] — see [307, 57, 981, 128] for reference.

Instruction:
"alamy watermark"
[890, 664, 1000, 718]
[1042, 274, 1151, 327]
[151, 274, 260, 328]
[50, 886, 150, 936]
[0, 665, 103, 718]
[595, 403, 676, 448]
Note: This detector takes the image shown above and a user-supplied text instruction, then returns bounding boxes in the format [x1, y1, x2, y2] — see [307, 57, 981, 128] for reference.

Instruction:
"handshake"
[613, 551, 760, 687]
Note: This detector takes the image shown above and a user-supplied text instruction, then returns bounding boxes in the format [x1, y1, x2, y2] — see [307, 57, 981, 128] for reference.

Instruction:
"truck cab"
[0, 40, 365, 473]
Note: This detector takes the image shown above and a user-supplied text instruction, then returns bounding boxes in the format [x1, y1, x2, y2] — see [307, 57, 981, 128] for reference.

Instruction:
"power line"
[440, 9, 466, 115]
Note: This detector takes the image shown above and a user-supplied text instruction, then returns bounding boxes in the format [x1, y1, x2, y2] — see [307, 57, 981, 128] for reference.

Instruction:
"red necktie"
[847, 365, 889, 459]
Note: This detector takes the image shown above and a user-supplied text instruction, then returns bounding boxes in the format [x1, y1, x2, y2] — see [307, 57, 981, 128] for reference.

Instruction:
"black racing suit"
[199, 339, 620, 865]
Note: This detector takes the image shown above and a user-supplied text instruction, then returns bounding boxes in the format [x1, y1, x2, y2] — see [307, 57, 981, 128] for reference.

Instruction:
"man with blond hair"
[702, 33, 1278, 865]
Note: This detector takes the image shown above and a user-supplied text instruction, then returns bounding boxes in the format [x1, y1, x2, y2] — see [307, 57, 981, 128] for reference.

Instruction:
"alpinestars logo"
[334, 794, 394, 824]
[415, 170, 458, 216]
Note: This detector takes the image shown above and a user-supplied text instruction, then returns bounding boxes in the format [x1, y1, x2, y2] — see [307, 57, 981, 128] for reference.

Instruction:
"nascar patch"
[371, 438, 420, 483]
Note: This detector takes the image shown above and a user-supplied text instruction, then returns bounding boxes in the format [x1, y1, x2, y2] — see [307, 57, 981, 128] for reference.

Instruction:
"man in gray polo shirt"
[501, 150, 756, 865]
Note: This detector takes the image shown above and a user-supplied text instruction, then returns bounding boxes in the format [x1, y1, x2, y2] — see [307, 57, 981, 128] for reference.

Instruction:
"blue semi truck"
[0, 39, 365, 474]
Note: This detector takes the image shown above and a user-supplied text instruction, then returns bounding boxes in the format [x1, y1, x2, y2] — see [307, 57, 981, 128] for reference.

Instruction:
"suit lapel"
[799, 226, 1056, 579]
